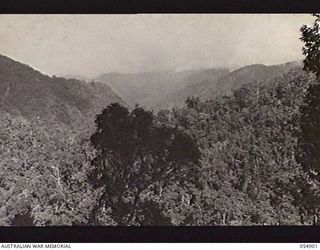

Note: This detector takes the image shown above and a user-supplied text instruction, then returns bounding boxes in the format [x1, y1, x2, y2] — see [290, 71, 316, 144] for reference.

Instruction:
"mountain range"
[93, 61, 302, 110]
[0, 53, 303, 130]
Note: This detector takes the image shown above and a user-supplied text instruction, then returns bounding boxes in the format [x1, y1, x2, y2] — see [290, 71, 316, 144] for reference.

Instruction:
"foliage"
[88, 103, 201, 225]
[0, 112, 97, 226]
[297, 13, 320, 223]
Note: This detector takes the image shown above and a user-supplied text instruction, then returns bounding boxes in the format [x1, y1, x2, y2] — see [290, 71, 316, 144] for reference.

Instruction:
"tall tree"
[298, 13, 320, 224]
[88, 103, 201, 225]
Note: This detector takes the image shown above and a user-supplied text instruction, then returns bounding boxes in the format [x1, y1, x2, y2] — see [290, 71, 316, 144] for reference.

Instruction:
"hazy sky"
[0, 14, 314, 78]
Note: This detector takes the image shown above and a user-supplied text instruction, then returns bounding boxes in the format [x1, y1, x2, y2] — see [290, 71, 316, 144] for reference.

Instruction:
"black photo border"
[0, 226, 319, 243]
[0, 0, 319, 14]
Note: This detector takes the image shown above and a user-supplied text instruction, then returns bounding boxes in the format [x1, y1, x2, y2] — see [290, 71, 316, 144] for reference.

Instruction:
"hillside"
[95, 68, 229, 109]
[157, 61, 303, 109]
[156, 68, 316, 225]
[0, 54, 123, 129]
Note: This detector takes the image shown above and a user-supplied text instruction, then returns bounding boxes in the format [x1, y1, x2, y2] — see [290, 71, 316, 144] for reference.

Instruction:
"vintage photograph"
[0, 14, 320, 226]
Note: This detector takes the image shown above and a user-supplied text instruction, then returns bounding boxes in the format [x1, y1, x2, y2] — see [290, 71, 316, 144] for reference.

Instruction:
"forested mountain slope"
[1, 53, 317, 226]
[156, 68, 317, 225]
[0, 54, 123, 129]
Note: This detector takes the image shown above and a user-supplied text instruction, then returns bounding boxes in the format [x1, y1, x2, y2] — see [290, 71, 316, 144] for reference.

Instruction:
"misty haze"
[1, 14, 320, 226]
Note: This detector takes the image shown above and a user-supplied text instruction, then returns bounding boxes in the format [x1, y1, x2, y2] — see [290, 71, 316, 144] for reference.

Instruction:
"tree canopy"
[88, 103, 201, 225]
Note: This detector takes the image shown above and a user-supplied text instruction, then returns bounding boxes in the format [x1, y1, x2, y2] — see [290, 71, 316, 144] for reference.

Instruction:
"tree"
[88, 103, 201, 225]
[301, 14, 320, 78]
[297, 13, 320, 224]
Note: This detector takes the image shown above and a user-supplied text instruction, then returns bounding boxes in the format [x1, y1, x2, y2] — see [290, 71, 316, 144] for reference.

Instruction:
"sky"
[0, 14, 315, 78]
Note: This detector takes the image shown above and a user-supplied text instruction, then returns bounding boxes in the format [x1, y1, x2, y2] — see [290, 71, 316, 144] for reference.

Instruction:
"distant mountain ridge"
[0, 54, 123, 129]
[93, 61, 302, 111]
[157, 61, 303, 109]
[95, 68, 230, 109]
